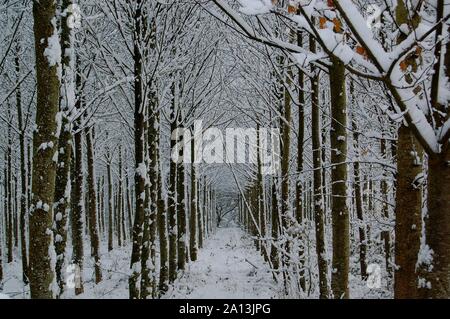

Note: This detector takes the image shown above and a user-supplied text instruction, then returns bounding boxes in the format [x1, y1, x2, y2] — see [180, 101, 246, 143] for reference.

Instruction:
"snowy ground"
[0, 226, 388, 299]
[164, 227, 280, 299]
[0, 227, 281, 299]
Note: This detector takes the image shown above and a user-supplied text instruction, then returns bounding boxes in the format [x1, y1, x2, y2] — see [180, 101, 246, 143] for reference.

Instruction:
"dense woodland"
[0, 0, 449, 299]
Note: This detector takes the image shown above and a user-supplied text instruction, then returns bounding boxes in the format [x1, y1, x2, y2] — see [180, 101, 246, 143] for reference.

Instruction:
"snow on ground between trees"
[164, 227, 279, 299]
[0, 226, 392, 299]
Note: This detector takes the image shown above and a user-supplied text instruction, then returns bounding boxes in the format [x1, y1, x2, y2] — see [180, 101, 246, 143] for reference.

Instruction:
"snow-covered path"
[165, 227, 279, 299]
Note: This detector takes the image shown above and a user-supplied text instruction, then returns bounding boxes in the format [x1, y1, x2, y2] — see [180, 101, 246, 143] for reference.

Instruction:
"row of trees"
[1, 0, 449, 300]
[224, 0, 449, 298]
[0, 0, 223, 299]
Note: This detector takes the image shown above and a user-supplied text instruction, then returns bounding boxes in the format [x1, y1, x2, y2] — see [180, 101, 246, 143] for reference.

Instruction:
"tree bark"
[157, 123, 169, 294]
[85, 128, 102, 284]
[329, 56, 349, 299]
[310, 30, 329, 299]
[393, 0, 423, 298]
[256, 125, 268, 261]
[295, 31, 306, 292]
[107, 152, 113, 252]
[15, 39, 29, 284]
[129, 0, 146, 299]
[53, 0, 76, 295]
[176, 129, 187, 271]
[189, 131, 198, 261]
[29, 0, 60, 298]
[351, 102, 368, 280]
[168, 89, 178, 283]
[270, 179, 279, 271]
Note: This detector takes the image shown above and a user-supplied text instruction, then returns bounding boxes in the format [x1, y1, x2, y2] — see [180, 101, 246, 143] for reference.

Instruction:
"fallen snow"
[164, 227, 280, 299]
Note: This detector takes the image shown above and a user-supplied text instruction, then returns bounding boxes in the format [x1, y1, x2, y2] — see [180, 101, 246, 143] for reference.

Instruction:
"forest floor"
[0, 227, 280, 299]
[164, 227, 280, 299]
[0, 226, 390, 299]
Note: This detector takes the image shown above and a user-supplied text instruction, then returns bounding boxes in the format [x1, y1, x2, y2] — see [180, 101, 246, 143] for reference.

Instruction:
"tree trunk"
[53, 0, 76, 295]
[393, 126, 422, 298]
[380, 139, 393, 283]
[156, 110, 169, 294]
[256, 125, 268, 261]
[148, 105, 159, 298]
[393, 0, 423, 298]
[329, 56, 349, 299]
[85, 128, 102, 284]
[177, 140, 187, 272]
[351, 107, 368, 280]
[310, 30, 329, 299]
[168, 94, 178, 283]
[15, 39, 29, 284]
[421, 147, 450, 298]
[295, 31, 306, 292]
[126, 169, 133, 240]
[107, 154, 113, 252]
[141, 90, 159, 299]
[7, 107, 13, 264]
[189, 132, 198, 262]
[281, 66, 292, 289]
[29, 0, 60, 298]
[270, 179, 280, 271]
[129, 0, 146, 299]
[420, 0, 450, 297]
[197, 176, 204, 249]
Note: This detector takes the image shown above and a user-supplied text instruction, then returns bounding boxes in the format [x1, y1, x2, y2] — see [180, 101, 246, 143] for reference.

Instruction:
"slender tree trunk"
[270, 179, 279, 271]
[177, 137, 187, 271]
[148, 109, 159, 298]
[15, 39, 28, 284]
[129, 0, 146, 299]
[351, 111, 368, 280]
[107, 154, 113, 252]
[203, 181, 209, 239]
[157, 118, 169, 293]
[142, 93, 159, 298]
[310, 31, 329, 299]
[189, 132, 198, 261]
[117, 175, 122, 247]
[141, 118, 152, 298]
[380, 139, 393, 282]
[168, 95, 178, 283]
[197, 177, 204, 249]
[99, 176, 105, 236]
[329, 57, 349, 299]
[295, 31, 306, 292]
[53, 0, 76, 295]
[120, 179, 126, 243]
[85, 128, 102, 283]
[7, 108, 13, 264]
[256, 125, 268, 261]
[70, 61, 85, 296]
[28, 143, 32, 213]
[29, 0, 60, 298]
[3, 159, 7, 267]
[126, 169, 133, 239]
[117, 151, 124, 246]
